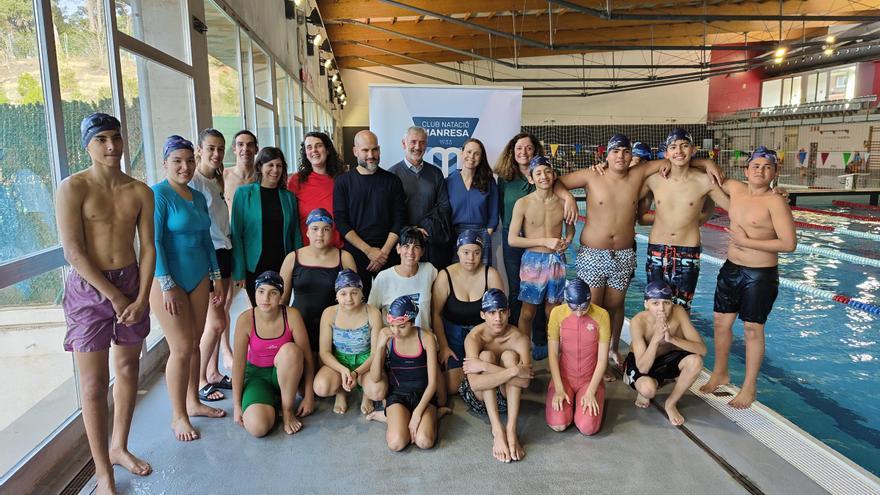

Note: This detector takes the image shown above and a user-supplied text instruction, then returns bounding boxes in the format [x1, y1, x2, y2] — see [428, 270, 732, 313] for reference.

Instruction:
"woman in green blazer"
[231, 146, 302, 304]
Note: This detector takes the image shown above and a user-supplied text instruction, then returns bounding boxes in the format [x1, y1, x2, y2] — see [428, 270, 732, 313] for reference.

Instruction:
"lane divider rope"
[832, 200, 880, 211]
[711, 208, 880, 241]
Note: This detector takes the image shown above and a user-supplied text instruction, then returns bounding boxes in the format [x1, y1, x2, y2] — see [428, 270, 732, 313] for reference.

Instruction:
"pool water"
[564, 202, 880, 476]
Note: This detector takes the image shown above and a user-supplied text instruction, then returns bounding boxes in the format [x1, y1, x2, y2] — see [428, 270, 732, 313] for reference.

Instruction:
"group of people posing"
[57, 113, 796, 493]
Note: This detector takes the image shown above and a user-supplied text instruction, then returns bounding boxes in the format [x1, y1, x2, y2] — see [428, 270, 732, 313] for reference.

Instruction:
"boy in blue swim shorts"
[508, 156, 575, 360]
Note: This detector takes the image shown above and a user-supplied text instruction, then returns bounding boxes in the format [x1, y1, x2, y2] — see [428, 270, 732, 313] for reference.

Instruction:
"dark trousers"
[502, 228, 547, 345]
[424, 241, 451, 270]
[344, 244, 399, 299]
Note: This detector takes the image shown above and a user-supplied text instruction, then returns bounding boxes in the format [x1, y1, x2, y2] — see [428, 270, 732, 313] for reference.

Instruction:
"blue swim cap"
[163, 135, 194, 160]
[334, 269, 363, 292]
[645, 281, 673, 301]
[255, 271, 284, 292]
[306, 207, 333, 226]
[664, 128, 693, 149]
[80, 112, 121, 149]
[456, 230, 484, 250]
[481, 288, 509, 312]
[632, 142, 653, 161]
[388, 295, 419, 323]
[749, 146, 778, 166]
[607, 134, 631, 151]
[564, 279, 592, 311]
[528, 155, 553, 176]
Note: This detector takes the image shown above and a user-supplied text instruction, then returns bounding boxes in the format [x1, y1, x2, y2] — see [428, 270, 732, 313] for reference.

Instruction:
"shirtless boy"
[508, 156, 575, 354]
[55, 113, 156, 494]
[223, 130, 257, 209]
[556, 134, 721, 372]
[640, 128, 729, 310]
[624, 282, 706, 426]
[459, 289, 533, 463]
[700, 146, 796, 408]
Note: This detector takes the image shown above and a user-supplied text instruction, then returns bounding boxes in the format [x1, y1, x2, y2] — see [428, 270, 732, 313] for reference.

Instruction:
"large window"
[762, 65, 859, 108]
[116, 0, 190, 64]
[205, 1, 243, 163]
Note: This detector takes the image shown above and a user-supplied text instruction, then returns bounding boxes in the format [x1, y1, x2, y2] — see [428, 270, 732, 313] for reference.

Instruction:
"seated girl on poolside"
[546, 278, 610, 435]
[232, 271, 315, 437]
[367, 296, 440, 451]
[313, 269, 385, 414]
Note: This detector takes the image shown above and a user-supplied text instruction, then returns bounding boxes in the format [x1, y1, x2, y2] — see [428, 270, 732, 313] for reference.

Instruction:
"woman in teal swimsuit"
[150, 135, 226, 442]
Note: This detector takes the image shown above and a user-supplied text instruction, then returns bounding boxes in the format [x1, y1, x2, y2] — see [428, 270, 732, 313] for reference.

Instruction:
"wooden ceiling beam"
[318, 0, 550, 20]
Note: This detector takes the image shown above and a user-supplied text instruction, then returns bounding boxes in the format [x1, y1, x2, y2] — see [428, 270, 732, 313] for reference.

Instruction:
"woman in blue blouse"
[231, 147, 301, 306]
[150, 135, 225, 442]
[446, 138, 498, 265]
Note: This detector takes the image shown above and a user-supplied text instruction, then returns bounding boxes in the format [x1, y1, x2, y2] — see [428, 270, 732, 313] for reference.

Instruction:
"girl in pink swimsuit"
[545, 278, 611, 435]
[232, 271, 315, 437]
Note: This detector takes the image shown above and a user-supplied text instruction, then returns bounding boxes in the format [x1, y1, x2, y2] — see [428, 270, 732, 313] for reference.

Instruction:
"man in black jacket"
[389, 126, 452, 269]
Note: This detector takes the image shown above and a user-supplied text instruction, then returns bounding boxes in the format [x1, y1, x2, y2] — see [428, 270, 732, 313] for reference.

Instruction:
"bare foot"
[729, 387, 756, 409]
[95, 476, 118, 495]
[365, 410, 387, 423]
[282, 411, 303, 435]
[204, 372, 225, 385]
[664, 400, 685, 426]
[438, 406, 453, 418]
[187, 401, 226, 418]
[333, 392, 348, 414]
[171, 416, 199, 441]
[506, 426, 525, 461]
[360, 395, 374, 415]
[109, 448, 152, 476]
[491, 429, 511, 463]
[634, 394, 650, 408]
[698, 373, 730, 394]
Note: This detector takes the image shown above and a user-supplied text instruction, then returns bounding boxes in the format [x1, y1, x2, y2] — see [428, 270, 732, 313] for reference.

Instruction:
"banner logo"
[412, 116, 479, 172]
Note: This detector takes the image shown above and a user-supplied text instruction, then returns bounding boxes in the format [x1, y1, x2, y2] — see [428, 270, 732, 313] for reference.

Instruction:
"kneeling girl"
[370, 296, 439, 451]
[232, 271, 315, 437]
[546, 279, 610, 435]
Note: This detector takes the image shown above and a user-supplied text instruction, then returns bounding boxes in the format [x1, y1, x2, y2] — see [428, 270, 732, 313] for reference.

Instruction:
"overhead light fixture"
[826, 35, 836, 44]
[324, 58, 333, 70]
[332, 73, 339, 82]
[824, 47, 834, 55]
[312, 33, 323, 47]
[336, 85, 343, 94]
[305, 8, 322, 26]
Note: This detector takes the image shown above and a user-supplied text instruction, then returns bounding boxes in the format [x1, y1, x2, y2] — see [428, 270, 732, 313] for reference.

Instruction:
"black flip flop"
[199, 383, 224, 402]
[214, 375, 233, 390]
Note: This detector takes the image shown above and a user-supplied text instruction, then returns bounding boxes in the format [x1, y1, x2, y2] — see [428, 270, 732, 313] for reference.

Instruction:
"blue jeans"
[502, 228, 547, 345]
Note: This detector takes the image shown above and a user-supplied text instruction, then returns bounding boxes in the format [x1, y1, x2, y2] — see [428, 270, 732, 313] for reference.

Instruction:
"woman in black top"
[280, 208, 357, 352]
[431, 230, 503, 395]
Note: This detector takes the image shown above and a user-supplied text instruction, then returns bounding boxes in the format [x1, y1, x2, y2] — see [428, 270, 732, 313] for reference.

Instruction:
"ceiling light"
[332, 73, 339, 82]
[313, 33, 323, 47]
[293, 0, 304, 5]
[826, 35, 835, 44]
[324, 58, 333, 69]
[336, 86, 343, 94]
[824, 48, 833, 55]
[774, 47, 786, 58]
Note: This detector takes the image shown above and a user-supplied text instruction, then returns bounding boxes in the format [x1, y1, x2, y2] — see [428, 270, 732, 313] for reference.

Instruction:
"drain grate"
[692, 372, 880, 495]
[59, 458, 94, 495]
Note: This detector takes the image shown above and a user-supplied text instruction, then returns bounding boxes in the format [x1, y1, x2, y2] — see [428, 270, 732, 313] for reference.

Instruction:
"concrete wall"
[339, 52, 710, 127]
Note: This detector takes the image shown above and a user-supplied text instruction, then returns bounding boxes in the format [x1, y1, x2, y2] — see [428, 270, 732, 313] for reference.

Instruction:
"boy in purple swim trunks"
[508, 156, 574, 360]
[55, 113, 156, 493]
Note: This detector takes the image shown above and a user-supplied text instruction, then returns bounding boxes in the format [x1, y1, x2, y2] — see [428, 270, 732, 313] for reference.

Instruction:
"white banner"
[369, 84, 523, 176]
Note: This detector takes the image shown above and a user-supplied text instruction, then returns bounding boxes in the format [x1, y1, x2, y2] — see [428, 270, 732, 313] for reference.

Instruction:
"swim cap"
[387, 295, 418, 324]
[564, 279, 592, 311]
[306, 207, 333, 226]
[644, 281, 673, 301]
[80, 112, 121, 149]
[664, 128, 693, 149]
[163, 135, 194, 160]
[528, 155, 553, 176]
[334, 269, 363, 292]
[254, 271, 284, 292]
[456, 230, 484, 250]
[632, 142, 653, 161]
[398, 226, 426, 247]
[481, 288, 509, 312]
[749, 146, 778, 166]
[607, 134, 631, 151]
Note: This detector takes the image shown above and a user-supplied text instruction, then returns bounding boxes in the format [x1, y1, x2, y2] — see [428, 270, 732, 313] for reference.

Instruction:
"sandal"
[198, 383, 224, 402]
[214, 375, 233, 390]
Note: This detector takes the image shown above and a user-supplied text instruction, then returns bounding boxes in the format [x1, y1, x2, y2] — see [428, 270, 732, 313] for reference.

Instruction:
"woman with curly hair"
[287, 131, 344, 248]
[446, 138, 498, 265]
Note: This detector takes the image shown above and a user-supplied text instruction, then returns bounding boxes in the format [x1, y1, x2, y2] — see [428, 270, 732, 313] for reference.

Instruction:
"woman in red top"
[287, 132, 344, 248]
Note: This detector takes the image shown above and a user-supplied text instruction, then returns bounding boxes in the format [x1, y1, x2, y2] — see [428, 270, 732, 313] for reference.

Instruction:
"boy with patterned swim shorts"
[507, 156, 574, 360]
[55, 113, 157, 493]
